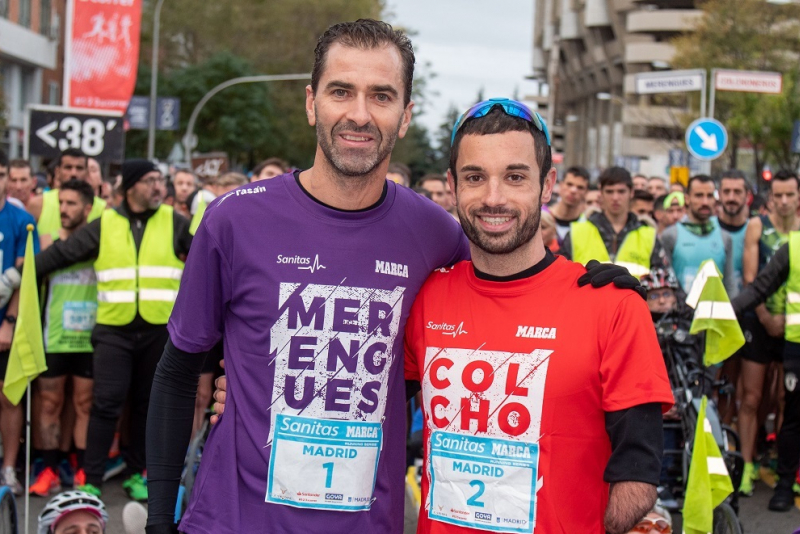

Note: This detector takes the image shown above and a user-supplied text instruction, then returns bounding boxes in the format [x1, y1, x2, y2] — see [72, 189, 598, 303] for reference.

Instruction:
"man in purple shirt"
[146, 19, 637, 534]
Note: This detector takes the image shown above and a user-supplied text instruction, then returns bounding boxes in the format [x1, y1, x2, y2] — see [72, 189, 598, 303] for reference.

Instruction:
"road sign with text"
[635, 69, 706, 94]
[27, 106, 125, 161]
[714, 70, 783, 94]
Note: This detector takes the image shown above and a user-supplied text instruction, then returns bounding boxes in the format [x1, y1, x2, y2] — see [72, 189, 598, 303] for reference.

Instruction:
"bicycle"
[0, 485, 18, 534]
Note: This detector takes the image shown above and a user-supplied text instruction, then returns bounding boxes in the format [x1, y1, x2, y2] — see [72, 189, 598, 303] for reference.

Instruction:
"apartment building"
[0, 0, 63, 157]
[532, 0, 702, 177]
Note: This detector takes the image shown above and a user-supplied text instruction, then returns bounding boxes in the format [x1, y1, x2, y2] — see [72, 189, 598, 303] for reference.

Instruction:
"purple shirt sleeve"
[168, 216, 232, 354]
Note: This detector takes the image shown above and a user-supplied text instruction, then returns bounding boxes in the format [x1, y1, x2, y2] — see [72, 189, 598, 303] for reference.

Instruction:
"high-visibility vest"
[785, 232, 800, 343]
[189, 193, 207, 236]
[44, 261, 97, 353]
[570, 220, 656, 278]
[38, 189, 107, 240]
[94, 205, 184, 326]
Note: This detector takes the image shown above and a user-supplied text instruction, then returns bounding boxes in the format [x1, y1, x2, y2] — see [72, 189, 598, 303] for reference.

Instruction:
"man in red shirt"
[403, 99, 673, 534]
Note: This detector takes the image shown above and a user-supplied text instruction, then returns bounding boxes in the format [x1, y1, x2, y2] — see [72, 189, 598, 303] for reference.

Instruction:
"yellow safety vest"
[785, 232, 800, 343]
[38, 189, 107, 240]
[189, 193, 207, 236]
[94, 205, 184, 326]
[570, 221, 656, 278]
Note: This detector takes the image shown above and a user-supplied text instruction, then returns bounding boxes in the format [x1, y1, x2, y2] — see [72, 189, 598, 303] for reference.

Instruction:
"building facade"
[1, 0, 63, 158]
[532, 0, 702, 177]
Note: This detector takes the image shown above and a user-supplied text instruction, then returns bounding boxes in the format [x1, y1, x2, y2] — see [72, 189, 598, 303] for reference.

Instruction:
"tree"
[671, 0, 800, 174]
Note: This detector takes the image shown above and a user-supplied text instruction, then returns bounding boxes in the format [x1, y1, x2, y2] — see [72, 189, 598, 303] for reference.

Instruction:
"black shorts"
[0, 350, 8, 380]
[41, 352, 93, 379]
[741, 313, 784, 365]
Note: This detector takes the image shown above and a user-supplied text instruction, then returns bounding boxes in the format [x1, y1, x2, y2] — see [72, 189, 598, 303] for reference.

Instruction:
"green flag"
[688, 259, 745, 366]
[189, 192, 207, 236]
[3, 225, 47, 405]
[683, 396, 734, 534]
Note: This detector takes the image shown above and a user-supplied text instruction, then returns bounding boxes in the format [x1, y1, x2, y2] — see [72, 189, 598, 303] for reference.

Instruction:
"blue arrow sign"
[686, 118, 728, 161]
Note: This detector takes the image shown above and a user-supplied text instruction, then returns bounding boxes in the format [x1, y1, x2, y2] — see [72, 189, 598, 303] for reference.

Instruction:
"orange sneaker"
[74, 468, 86, 487]
[29, 467, 61, 497]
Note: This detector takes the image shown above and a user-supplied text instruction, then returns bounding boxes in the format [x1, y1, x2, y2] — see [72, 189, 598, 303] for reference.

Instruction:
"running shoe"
[768, 479, 795, 512]
[77, 483, 101, 497]
[74, 468, 86, 488]
[58, 459, 74, 487]
[29, 467, 61, 497]
[123, 473, 148, 502]
[739, 462, 756, 497]
[103, 456, 126, 482]
[2, 466, 22, 496]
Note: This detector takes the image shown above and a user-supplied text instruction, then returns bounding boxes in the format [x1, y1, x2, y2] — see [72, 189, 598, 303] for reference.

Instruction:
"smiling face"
[449, 130, 555, 260]
[306, 43, 413, 179]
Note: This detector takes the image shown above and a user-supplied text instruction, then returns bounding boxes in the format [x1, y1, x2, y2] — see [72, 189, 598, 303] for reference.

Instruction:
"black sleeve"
[146, 337, 207, 529]
[173, 212, 193, 257]
[732, 243, 790, 315]
[35, 218, 102, 278]
[560, 232, 572, 260]
[603, 403, 664, 485]
[406, 379, 421, 401]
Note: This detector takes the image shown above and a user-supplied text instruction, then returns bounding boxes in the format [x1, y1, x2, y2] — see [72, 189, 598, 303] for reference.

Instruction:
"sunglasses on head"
[450, 98, 551, 147]
[630, 517, 672, 533]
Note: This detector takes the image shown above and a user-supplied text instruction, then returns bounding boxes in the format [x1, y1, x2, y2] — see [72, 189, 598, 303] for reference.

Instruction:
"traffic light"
[762, 168, 773, 181]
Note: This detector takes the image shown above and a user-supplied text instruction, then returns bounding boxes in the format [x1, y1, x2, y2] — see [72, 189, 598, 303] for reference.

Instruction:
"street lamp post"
[597, 92, 627, 162]
[146, 0, 166, 160]
[183, 74, 311, 166]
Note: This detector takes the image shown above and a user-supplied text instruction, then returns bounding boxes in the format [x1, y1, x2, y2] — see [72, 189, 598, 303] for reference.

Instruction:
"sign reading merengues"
[635, 69, 706, 95]
[28, 106, 125, 161]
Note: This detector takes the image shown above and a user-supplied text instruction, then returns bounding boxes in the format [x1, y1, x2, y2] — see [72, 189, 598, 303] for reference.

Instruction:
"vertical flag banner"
[65, 0, 143, 113]
[3, 226, 47, 405]
[683, 396, 734, 534]
[687, 260, 745, 365]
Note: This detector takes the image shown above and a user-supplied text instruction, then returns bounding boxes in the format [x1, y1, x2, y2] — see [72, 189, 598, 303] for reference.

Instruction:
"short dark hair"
[312, 19, 415, 107]
[449, 107, 551, 186]
[633, 189, 654, 202]
[252, 157, 289, 177]
[59, 178, 95, 206]
[598, 166, 632, 190]
[388, 162, 411, 182]
[564, 166, 589, 182]
[419, 173, 446, 187]
[57, 148, 87, 167]
[0, 150, 7, 169]
[687, 174, 715, 192]
[654, 194, 669, 211]
[772, 169, 800, 190]
[719, 169, 747, 182]
[9, 159, 31, 171]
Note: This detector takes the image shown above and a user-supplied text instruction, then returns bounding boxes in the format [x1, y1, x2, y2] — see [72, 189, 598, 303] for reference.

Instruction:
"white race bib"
[428, 430, 538, 533]
[62, 301, 97, 332]
[266, 414, 382, 511]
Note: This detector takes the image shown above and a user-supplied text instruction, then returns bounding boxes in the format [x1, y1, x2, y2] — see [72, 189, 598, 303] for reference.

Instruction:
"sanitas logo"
[277, 254, 326, 273]
[375, 260, 408, 278]
[516, 325, 556, 339]
[426, 321, 468, 337]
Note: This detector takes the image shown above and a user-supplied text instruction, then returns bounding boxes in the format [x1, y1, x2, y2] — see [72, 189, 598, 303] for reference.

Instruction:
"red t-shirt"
[404, 257, 673, 534]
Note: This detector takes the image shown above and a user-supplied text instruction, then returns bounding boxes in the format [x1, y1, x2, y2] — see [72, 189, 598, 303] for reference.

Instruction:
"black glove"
[577, 260, 647, 301]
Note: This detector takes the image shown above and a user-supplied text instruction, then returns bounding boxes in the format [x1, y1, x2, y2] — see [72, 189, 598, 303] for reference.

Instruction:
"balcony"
[625, 42, 676, 64]
[627, 9, 702, 33]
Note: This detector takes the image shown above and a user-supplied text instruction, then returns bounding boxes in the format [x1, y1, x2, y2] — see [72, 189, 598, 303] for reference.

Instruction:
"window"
[40, 0, 52, 36]
[0, 0, 8, 19]
[19, 0, 31, 27]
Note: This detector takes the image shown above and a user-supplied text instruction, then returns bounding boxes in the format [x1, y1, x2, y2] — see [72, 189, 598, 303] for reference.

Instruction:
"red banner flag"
[65, 0, 143, 113]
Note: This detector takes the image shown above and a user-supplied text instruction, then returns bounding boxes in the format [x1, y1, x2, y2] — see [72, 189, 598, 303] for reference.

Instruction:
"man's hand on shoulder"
[577, 260, 646, 300]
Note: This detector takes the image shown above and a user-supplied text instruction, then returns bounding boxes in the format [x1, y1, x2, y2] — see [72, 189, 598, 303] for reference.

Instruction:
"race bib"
[428, 430, 538, 533]
[266, 414, 382, 511]
[62, 301, 97, 332]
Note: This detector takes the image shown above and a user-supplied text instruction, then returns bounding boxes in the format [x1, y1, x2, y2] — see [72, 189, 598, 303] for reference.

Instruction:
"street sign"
[668, 148, 688, 168]
[635, 69, 706, 95]
[792, 120, 800, 154]
[714, 70, 783, 94]
[686, 118, 728, 161]
[191, 152, 229, 182]
[125, 96, 181, 130]
[27, 105, 125, 161]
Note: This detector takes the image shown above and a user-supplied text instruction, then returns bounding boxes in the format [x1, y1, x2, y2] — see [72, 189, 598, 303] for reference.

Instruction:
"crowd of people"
[0, 16, 797, 534]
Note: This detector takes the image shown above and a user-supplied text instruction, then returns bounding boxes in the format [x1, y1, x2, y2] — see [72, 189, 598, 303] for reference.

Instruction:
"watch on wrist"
[4, 315, 16, 325]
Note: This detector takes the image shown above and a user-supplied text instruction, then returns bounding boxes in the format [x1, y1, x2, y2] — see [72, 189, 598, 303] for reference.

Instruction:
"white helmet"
[38, 491, 108, 534]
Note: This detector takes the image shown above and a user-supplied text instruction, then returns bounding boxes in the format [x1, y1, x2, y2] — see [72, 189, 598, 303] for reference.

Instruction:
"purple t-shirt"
[170, 174, 469, 534]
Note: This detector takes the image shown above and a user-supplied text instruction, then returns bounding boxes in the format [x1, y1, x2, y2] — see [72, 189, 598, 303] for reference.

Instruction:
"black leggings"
[777, 341, 800, 485]
[84, 324, 168, 487]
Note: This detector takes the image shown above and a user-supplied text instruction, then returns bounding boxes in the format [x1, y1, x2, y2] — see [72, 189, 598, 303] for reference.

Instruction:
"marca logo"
[426, 321, 468, 337]
[277, 254, 326, 273]
[375, 260, 408, 278]
[515, 325, 557, 339]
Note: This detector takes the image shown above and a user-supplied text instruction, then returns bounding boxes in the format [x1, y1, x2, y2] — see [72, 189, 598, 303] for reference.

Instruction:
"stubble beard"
[316, 111, 401, 179]
[458, 198, 542, 255]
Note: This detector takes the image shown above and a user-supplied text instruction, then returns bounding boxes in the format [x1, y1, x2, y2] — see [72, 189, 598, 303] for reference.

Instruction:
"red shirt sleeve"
[404, 287, 425, 383]
[600, 293, 674, 413]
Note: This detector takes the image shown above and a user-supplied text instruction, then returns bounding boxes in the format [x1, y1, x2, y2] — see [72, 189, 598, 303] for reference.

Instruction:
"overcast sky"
[387, 0, 540, 136]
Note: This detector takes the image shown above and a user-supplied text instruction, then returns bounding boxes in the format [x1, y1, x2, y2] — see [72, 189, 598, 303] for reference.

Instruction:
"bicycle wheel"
[713, 502, 742, 534]
[182, 420, 209, 510]
[0, 486, 18, 534]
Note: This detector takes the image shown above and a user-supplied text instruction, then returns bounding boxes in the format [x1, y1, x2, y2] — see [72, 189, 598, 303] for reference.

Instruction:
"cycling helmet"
[38, 491, 108, 534]
[640, 268, 679, 291]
